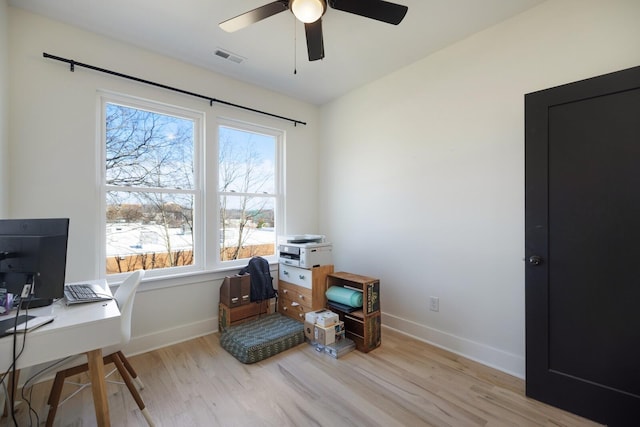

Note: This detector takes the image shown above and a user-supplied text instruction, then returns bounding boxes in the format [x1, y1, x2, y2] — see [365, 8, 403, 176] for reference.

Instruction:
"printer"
[278, 235, 332, 268]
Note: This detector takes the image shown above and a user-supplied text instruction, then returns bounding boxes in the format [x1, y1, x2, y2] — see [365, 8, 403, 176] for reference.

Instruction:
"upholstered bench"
[219, 312, 304, 363]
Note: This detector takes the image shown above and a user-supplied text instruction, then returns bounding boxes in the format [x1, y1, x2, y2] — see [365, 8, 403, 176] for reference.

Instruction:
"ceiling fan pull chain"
[293, 14, 298, 75]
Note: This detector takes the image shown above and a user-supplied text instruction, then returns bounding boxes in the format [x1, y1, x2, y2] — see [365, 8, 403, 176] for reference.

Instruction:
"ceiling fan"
[219, 0, 409, 61]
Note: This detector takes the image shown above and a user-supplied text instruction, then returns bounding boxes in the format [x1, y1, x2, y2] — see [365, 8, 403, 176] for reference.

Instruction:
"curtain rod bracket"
[70, 60, 75, 72]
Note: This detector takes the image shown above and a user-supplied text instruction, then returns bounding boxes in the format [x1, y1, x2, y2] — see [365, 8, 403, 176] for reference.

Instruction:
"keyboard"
[64, 284, 112, 304]
[66, 283, 98, 299]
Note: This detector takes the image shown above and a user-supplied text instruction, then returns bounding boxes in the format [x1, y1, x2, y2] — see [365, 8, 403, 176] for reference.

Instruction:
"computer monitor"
[0, 218, 70, 308]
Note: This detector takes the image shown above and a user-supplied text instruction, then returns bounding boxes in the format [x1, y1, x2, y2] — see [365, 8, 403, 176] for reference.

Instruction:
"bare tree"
[105, 104, 195, 271]
[219, 130, 273, 261]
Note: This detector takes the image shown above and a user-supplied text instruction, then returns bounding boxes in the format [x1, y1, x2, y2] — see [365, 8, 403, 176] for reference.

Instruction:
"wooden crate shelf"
[325, 272, 381, 352]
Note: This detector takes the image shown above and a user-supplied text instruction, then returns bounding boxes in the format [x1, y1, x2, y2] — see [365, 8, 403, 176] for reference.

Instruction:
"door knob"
[528, 255, 543, 265]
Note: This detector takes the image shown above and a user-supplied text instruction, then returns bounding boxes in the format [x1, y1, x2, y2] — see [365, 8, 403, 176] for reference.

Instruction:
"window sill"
[110, 263, 279, 293]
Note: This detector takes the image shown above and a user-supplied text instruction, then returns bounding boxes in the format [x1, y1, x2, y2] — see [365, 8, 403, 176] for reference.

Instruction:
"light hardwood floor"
[9, 328, 602, 427]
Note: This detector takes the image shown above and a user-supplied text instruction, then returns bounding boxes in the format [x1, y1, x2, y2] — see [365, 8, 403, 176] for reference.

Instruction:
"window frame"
[98, 92, 285, 281]
[209, 117, 284, 270]
[98, 91, 205, 281]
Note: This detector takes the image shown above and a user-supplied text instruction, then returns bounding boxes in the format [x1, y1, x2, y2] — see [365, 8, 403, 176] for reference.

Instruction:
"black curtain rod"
[42, 52, 306, 126]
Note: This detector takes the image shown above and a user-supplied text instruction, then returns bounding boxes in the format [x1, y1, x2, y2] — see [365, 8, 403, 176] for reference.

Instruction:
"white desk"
[0, 280, 120, 426]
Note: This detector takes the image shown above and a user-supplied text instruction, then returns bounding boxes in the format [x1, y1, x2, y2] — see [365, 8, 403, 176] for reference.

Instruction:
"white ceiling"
[10, 0, 545, 105]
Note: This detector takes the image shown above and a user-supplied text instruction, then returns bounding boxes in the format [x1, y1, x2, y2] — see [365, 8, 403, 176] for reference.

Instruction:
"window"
[101, 94, 202, 277]
[217, 122, 281, 264]
[100, 93, 282, 278]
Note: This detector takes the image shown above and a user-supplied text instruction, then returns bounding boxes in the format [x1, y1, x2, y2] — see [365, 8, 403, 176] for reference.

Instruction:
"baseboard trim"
[124, 308, 525, 379]
[125, 317, 217, 357]
[382, 312, 525, 379]
[124, 299, 277, 357]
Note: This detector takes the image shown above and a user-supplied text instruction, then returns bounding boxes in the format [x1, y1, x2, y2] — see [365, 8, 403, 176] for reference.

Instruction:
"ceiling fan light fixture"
[290, 0, 326, 23]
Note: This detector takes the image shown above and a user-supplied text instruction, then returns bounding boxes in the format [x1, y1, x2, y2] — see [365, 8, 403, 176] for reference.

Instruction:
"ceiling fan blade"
[305, 19, 325, 61]
[328, 0, 408, 25]
[220, 1, 289, 32]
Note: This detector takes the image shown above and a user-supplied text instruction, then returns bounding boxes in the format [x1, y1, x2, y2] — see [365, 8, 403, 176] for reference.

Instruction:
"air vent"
[215, 50, 230, 59]
[214, 48, 245, 64]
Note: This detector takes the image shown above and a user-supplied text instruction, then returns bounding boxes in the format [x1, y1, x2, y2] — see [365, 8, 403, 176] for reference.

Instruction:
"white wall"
[0, 0, 8, 217]
[8, 7, 320, 353]
[319, 0, 640, 378]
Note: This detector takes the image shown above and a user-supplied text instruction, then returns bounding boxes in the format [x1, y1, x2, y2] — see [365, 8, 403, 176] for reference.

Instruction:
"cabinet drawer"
[279, 264, 312, 289]
[278, 297, 307, 321]
[278, 280, 312, 306]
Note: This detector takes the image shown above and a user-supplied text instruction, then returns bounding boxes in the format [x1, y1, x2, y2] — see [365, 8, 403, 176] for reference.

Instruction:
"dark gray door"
[525, 66, 640, 426]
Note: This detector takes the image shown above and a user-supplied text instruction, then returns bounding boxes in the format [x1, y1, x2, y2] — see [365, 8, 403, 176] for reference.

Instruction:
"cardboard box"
[314, 324, 336, 346]
[304, 321, 316, 342]
[331, 321, 345, 342]
[305, 308, 330, 324]
[316, 311, 339, 327]
[220, 274, 251, 307]
[218, 302, 268, 330]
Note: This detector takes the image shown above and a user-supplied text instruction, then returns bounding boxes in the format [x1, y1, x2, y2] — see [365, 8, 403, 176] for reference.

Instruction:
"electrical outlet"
[429, 296, 439, 312]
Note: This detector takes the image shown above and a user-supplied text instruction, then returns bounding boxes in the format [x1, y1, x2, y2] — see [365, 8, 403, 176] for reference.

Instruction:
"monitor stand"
[19, 297, 54, 309]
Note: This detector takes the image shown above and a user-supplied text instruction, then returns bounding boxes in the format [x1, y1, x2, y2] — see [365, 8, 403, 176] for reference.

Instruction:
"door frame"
[525, 65, 640, 425]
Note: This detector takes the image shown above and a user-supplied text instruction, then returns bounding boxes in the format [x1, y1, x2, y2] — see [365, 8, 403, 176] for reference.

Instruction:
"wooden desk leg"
[86, 349, 111, 427]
